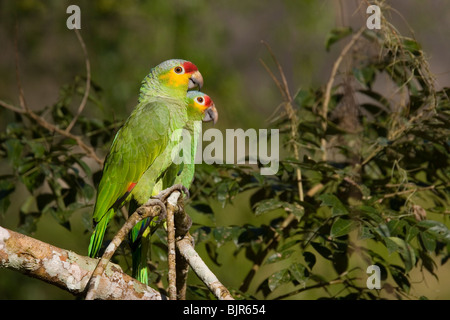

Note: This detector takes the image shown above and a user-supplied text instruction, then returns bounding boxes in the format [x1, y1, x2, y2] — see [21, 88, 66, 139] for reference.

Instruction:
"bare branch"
[176, 234, 234, 300]
[321, 26, 365, 161]
[0, 226, 162, 300]
[14, 23, 29, 112]
[175, 244, 190, 300]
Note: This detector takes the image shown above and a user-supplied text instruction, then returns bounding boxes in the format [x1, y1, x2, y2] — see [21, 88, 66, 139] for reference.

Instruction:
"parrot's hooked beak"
[203, 104, 218, 125]
[188, 71, 204, 90]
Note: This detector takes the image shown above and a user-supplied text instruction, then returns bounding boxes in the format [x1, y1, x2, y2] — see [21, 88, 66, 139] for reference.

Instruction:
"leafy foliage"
[0, 4, 449, 300]
[0, 79, 118, 234]
[188, 23, 450, 299]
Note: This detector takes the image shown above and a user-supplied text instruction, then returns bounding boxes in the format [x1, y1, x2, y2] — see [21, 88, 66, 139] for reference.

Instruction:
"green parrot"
[88, 59, 204, 259]
[129, 91, 218, 284]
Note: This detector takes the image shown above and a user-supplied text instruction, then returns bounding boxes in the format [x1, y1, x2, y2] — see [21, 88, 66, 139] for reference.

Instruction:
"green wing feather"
[88, 99, 172, 258]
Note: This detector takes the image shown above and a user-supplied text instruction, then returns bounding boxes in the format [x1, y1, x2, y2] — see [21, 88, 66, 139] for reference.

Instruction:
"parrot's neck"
[138, 70, 186, 103]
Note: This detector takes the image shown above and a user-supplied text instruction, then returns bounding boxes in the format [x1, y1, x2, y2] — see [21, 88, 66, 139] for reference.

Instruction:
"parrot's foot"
[139, 198, 167, 224]
[153, 184, 190, 203]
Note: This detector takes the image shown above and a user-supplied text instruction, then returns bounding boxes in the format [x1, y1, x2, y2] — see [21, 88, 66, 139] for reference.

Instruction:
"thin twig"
[260, 41, 304, 203]
[0, 100, 25, 114]
[65, 29, 91, 133]
[14, 23, 29, 112]
[376, 184, 441, 203]
[321, 26, 365, 161]
[261, 40, 292, 101]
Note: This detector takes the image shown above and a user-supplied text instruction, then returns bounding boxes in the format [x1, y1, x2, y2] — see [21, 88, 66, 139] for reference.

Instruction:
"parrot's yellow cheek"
[159, 72, 189, 88]
[194, 103, 207, 113]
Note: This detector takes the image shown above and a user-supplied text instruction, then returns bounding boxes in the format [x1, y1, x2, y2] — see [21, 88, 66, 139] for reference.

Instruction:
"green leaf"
[265, 250, 294, 264]
[26, 140, 46, 158]
[289, 263, 309, 286]
[386, 237, 416, 272]
[359, 226, 375, 240]
[4, 138, 23, 168]
[268, 269, 290, 291]
[284, 203, 305, 220]
[318, 194, 348, 216]
[384, 237, 399, 254]
[405, 226, 419, 242]
[325, 27, 353, 51]
[254, 199, 285, 215]
[353, 66, 376, 87]
[387, 219, 406, 237]
[417, 220, 450, 243]
[403, 38, 422, 56]
[253, 199, 304, 219]
[375, 223, 391, 238]
[359, 205, 383, 223]
[420, 231, 436, 252]
[213, 226, 242, 247]
[330, 217, 357, 238]
[390, 265, 410, 293]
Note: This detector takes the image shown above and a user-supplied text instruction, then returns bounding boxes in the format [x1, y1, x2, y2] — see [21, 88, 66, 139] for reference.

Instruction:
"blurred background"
[0, 0, 449, 299]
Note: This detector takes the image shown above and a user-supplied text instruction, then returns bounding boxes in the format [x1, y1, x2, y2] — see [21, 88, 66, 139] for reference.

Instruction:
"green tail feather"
[132, 232, 150, 285]
[88, 208, 114, 258]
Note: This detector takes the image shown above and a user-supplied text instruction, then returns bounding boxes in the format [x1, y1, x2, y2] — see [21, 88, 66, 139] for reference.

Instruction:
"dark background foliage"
[0, 0, 449, 299]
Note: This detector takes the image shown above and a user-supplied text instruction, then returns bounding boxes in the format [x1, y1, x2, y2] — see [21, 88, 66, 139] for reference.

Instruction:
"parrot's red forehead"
[203, 95, 212, 106]
[182, 61, 198, 73]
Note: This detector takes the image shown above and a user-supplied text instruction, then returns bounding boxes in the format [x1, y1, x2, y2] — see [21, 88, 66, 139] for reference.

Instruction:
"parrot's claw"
[140, 198, 167, 223]
[153, 184, 190, 203]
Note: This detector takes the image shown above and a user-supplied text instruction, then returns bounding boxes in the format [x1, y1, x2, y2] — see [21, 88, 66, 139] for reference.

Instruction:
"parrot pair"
[88, 59, 218, 285]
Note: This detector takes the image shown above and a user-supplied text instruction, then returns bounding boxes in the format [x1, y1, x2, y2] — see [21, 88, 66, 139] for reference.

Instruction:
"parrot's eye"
[174, 66, 184, 74]
[197, 97, 204, 104]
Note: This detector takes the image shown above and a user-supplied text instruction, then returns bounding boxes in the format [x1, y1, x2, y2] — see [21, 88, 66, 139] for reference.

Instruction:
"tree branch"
[0, 226, 163, 300]
[321, 26, 365, 161]
[0, 99, 103, 165]
[1, 192, 232, 300]
[166, 191, 180, 300]
[176, 234, 234, 300]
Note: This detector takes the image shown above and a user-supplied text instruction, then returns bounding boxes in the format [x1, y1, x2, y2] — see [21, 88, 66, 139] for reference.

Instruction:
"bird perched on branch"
[88, 59, 204, 259]
[129, 91, 218, 284]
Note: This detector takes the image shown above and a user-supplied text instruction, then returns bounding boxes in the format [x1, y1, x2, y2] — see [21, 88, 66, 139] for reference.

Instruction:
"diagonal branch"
[0, 226, 162, 300]
[176, 234, 234, 300]
[0, 99, 103, 165]
[321, 26, 365, 161]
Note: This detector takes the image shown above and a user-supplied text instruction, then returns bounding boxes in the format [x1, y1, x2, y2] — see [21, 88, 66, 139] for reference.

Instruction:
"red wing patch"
[112, 182, 137, 209]
[127, 182, 137, 192]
